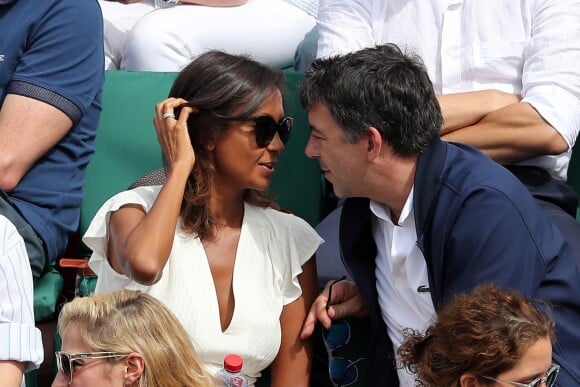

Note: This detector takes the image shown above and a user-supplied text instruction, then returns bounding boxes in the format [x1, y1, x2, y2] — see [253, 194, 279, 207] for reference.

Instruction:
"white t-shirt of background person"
[317, 0, 580, 181]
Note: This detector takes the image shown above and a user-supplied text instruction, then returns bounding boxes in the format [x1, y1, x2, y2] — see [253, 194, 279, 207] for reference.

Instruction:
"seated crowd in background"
[3, 0, 580, 386]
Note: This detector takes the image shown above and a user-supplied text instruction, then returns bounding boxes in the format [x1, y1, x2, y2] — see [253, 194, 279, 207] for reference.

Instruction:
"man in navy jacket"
[299, 44, 580, 386]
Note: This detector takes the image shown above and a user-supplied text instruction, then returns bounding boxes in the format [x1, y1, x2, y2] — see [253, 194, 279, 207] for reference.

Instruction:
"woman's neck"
[208, 188, 245, 229]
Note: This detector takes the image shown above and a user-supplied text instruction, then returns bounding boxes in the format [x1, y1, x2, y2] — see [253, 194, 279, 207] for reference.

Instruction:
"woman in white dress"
[85, 51, 322, 386]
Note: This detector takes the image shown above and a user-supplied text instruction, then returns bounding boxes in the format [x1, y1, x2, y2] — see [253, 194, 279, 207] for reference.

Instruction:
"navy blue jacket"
[339, 139, 580, 386]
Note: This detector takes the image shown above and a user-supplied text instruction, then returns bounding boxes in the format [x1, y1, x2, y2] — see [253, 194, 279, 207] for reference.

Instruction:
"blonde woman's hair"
[57, 289, 215, 387]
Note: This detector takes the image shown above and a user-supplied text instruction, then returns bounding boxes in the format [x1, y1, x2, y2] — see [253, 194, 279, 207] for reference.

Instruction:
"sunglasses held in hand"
[323, 276, 364, 387]
[322, 319, 364, 387]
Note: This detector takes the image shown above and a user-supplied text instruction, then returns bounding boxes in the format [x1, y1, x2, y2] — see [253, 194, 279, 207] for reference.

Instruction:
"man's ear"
[459, 372, 480, 387]
[124, 352, 145, 385]
[367, 126, 383, 161]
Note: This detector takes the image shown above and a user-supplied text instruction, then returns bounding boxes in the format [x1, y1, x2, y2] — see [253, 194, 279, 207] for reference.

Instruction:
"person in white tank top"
[99, 0, 319, 71]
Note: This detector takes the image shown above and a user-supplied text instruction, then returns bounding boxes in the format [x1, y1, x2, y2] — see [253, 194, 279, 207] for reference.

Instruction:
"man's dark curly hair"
[300, 43, 442, 157]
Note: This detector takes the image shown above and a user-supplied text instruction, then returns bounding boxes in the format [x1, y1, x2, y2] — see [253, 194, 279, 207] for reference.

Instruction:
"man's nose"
[304, 135, 319, 159]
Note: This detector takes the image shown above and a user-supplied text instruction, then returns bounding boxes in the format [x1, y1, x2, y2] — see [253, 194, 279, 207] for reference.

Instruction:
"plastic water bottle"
[217, 354, 249, 387]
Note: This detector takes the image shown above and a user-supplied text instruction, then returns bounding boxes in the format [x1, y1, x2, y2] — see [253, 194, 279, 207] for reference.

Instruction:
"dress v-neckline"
[197, 204, 248, 334]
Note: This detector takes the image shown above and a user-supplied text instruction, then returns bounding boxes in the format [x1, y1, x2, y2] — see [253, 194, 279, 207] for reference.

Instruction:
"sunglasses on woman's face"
[55, 351, 129, 384]
[482, 363, 560, 387]
[211, 112, 293, 148]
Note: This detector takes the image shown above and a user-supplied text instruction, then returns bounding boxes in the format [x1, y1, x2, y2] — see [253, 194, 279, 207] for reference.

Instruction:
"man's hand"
[300, 279, 368, 340]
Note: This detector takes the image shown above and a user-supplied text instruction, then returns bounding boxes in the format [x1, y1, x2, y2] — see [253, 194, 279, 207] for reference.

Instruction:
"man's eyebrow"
[309, 125, 323, 135]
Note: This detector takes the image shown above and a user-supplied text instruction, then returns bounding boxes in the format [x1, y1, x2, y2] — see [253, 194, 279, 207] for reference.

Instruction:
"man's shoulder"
[415, 141, 541, 230]
[1, 0, 103, 66]
[36, 0, 103, 34]
[3, 0, 101, 20]
[439, 142, 526, 194]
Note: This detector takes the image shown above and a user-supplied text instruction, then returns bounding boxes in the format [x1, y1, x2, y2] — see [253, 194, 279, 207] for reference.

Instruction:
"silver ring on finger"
[162, 113, 176, 120]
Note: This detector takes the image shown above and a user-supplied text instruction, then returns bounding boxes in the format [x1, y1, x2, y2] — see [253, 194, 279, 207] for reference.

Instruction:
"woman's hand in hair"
[153, 98, 198, 175]
[108, 98, 199, 285]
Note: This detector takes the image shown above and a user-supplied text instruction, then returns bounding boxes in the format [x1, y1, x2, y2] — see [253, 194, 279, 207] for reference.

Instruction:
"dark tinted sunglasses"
[211, 112, 293, 148]
[322, 320, 364, 387]
[55, 351, 129, 384]
[322, 277, 364, 387]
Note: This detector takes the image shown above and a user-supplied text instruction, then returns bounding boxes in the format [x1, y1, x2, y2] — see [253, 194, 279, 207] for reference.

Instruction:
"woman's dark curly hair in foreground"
[398, 284, 554, 386]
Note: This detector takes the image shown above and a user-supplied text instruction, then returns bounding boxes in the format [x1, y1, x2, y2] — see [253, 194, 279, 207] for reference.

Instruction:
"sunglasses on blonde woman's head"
[209, 111, 293, 148]
[55, 351, 129, 384]
[481, 363, 560, 387]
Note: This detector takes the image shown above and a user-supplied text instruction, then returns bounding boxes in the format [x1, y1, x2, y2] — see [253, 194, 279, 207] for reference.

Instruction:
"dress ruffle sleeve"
[84, 186, 162, 293]
[259, 207, 324, 305]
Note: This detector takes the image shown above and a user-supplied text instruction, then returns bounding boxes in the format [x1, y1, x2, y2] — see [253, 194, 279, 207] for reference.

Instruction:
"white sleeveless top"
[84, 186, 323, 385]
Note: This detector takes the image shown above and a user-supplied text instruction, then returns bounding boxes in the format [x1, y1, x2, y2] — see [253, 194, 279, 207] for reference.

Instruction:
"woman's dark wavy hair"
[168, 51, 283, 240]
[397, 284, 555, 387]
[300, 43, 442, 157]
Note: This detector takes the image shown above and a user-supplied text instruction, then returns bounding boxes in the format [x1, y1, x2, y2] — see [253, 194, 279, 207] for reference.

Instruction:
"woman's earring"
[207, 143, 215, 151]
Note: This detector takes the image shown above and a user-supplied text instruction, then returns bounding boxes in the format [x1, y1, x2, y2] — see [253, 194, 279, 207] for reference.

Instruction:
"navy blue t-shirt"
[0, 0, 104, 263]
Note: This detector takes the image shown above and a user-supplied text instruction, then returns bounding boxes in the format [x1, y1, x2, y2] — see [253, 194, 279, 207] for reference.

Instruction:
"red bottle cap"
[224, 354, 243, 373]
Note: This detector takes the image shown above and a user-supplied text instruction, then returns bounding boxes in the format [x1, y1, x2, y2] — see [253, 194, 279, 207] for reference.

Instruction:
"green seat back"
[270, 71, 326, 226]
[79, 71, 171, 243]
